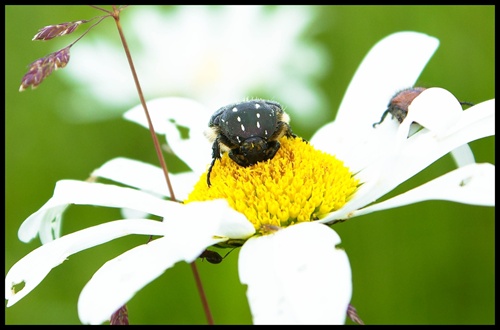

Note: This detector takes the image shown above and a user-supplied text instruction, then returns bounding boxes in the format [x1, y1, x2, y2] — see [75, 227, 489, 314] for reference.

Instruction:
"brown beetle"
[373, 87, 474, 128]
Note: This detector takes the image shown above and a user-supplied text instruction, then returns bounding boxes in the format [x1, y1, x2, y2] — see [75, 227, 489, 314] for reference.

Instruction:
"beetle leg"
[207, 137, 222, 187]
[273, 121, 308, 144]
[207, 134, 240, 187]
[264, 140, 281, 160]
[269, 121, 293, 141]
[211, 136, 222, 159]
[373, 109, 391, 128]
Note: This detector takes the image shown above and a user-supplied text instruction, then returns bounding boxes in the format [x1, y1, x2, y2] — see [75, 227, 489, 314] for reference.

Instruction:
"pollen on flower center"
[185, 136, 359, 233]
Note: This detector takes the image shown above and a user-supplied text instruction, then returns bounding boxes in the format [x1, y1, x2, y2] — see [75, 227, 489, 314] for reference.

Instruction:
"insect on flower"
[198, 249, 236, 264]
[205, 99, 297, 187]
[198, 249, 223, 264]
[372, 87, 474, 128]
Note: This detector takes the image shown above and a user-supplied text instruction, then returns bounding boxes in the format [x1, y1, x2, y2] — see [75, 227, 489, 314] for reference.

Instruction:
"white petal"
[123, 97, 208, 135]
[120, 207, 150, 220]
[18, 180, 178, 244]
[450, 144, 475, 168]
[5, 219, 166, 307]
[374, 99, 494, 200]
[163, 117, 212, 175]
[404, 87, 462, 134]
[123, 97, 213, 173]
[404, 88, 475, 167]
[311, 32, 438, 164]
[91, 157, 200, 201]
[351, 163, 495, 217]
[311, 115, 401, 173]
[168, 171, 205, 201]
[337, 32, 439, 128]
[239, 222, 351, 324]
[78, 200, 255, 325]
[78, 238, 176, 324]
[322, 98, 495, 222]
[181, 199, 256, 240]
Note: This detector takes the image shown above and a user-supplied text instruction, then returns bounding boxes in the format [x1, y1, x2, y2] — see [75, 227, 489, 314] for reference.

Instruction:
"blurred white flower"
[5, 31, 494, 325]
[60, 5, 329, 130]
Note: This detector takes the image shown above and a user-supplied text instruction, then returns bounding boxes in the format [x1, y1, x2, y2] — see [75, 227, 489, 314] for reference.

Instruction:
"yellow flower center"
[185, 136, 359, 234]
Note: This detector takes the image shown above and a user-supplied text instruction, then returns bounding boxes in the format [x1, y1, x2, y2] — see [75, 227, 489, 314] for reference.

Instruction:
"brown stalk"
[108, 5, 213, 325]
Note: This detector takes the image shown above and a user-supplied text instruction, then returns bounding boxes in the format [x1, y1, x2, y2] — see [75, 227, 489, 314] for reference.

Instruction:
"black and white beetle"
[205, 99, 297, 187]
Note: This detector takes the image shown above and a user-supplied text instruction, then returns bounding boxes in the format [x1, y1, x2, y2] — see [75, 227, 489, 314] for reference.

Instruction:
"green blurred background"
[5, 5, 494, 325]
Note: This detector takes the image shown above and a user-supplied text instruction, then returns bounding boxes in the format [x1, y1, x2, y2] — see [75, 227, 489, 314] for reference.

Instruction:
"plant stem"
[109, 6, 213, 324]
[110, 6, 176, 201]
[190, 263, 214, 325]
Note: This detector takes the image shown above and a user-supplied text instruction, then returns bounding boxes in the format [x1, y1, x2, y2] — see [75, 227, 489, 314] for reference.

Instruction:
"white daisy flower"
[60, 5, 329, 130]
[5, 31, 494, 325]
